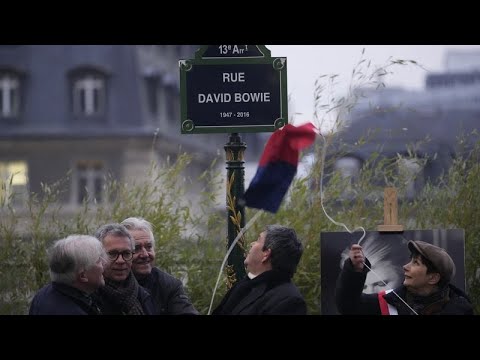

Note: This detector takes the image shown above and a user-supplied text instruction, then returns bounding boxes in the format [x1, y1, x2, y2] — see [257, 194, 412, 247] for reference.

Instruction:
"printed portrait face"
[363, 260, 403, 294]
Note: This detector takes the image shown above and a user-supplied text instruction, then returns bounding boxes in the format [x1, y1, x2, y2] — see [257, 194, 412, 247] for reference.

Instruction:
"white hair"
[121, 217, 155, 249]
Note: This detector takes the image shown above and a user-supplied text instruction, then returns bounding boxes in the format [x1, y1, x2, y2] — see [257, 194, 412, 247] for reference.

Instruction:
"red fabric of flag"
[243, 122, 317, 213]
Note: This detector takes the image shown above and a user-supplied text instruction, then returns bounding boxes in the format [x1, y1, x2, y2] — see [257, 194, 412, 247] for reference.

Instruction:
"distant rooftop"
[445, 49, 480, 72]
[421, 50, 480, 89]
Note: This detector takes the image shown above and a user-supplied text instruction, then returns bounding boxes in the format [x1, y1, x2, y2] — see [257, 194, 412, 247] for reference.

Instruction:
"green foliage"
[1, 53, 479, 315]
[1, 136, 480, 314]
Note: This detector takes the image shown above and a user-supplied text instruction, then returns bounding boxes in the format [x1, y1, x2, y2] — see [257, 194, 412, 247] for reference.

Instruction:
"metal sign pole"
[224, 133, 247, 287]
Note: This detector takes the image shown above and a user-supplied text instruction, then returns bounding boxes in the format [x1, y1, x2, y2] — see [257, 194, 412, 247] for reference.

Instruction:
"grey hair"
[49, 235, 106, 284]
[94, 223, 135, 250]
[263, 224, 303, 278]
[121, 217, 155, 249]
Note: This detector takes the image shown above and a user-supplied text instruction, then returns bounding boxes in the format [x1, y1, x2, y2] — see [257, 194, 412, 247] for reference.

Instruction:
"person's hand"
[349, 244, 365, 272]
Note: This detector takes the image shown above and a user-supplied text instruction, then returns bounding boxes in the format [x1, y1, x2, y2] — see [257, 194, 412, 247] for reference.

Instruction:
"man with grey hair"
[29, 235, 106, 315]
[212, 224, 307, 315]
[121, 217, 198, 315]
[94, 223, 155, 315]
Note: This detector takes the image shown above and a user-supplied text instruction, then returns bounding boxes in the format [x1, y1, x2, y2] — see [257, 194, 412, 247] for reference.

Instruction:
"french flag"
[242, 122, 318, 213]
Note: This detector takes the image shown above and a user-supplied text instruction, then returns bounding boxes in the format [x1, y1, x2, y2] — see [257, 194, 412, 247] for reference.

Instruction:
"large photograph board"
[320, 229, 465, 315]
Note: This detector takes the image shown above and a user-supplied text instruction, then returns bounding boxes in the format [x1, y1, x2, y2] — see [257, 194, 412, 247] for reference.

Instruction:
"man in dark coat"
[335, 240, 474, 315]
[212, 224, 307, 315]
[29, 235, 106, 315]
[94, 223, 155, 315]
[121, 217, 199, 315]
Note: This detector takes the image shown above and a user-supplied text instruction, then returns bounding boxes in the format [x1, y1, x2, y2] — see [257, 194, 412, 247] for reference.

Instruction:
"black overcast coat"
[212, 270, 307, 315]
[29, 282, 101, 315]
[137, 267, 199, 315]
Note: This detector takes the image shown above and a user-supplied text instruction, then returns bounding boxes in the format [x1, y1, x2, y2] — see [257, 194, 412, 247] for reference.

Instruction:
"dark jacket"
[29, 282, 101, 315]
[212, 270, 307, 315]
[136, 267, 198, 315]
[335, 258, 474, 315]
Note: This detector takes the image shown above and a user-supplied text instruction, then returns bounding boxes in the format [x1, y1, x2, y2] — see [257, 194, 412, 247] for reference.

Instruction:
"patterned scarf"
[406, 285, 450, 315]
[100, 272, 144, 315]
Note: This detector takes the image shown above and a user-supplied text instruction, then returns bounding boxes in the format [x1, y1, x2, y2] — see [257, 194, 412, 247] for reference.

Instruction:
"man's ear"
[427, 272, 441, 286]
[261, 248, 272, 263]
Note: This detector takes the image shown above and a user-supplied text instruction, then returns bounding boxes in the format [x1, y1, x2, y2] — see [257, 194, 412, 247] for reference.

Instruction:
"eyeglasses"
[106, 250, 134, 262]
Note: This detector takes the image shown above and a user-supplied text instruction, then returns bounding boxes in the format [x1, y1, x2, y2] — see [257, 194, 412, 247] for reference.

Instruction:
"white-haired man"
[121, 217, 199, 315]
[29, 235, 106, 315]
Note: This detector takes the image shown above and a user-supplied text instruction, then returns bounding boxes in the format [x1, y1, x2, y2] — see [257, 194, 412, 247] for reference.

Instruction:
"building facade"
[330, 50, 480, 200]
[0, 45, 264, 217]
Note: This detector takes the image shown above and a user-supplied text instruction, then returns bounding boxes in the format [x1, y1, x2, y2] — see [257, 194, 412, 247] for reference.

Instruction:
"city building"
[0, 45, 264, 222]
[330, 50, 480, 200]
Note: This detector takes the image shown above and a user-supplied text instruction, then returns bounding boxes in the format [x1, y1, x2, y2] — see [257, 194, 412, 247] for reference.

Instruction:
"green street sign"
[179, 45, 288, 134]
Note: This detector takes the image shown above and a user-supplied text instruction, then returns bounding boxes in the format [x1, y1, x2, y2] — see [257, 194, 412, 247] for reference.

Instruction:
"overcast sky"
[267, 45, 480, 128]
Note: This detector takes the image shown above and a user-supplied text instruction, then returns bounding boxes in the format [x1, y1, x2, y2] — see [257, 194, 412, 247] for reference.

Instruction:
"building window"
[145, 76, 160, 115]
[165, 85, 178, 122]
[0, 73, 20, 118]
[72, 73, 106, 117]
[0, 161, 28, 206]
[73, 75, 105, 116]
[75, 160, 104, 204]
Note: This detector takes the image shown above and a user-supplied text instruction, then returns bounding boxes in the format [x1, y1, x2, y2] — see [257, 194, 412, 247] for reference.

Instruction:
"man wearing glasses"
[94, 223, 155, 315]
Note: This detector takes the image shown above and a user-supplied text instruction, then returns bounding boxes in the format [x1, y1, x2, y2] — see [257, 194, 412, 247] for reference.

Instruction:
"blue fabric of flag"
[242, 123, 317, 213]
